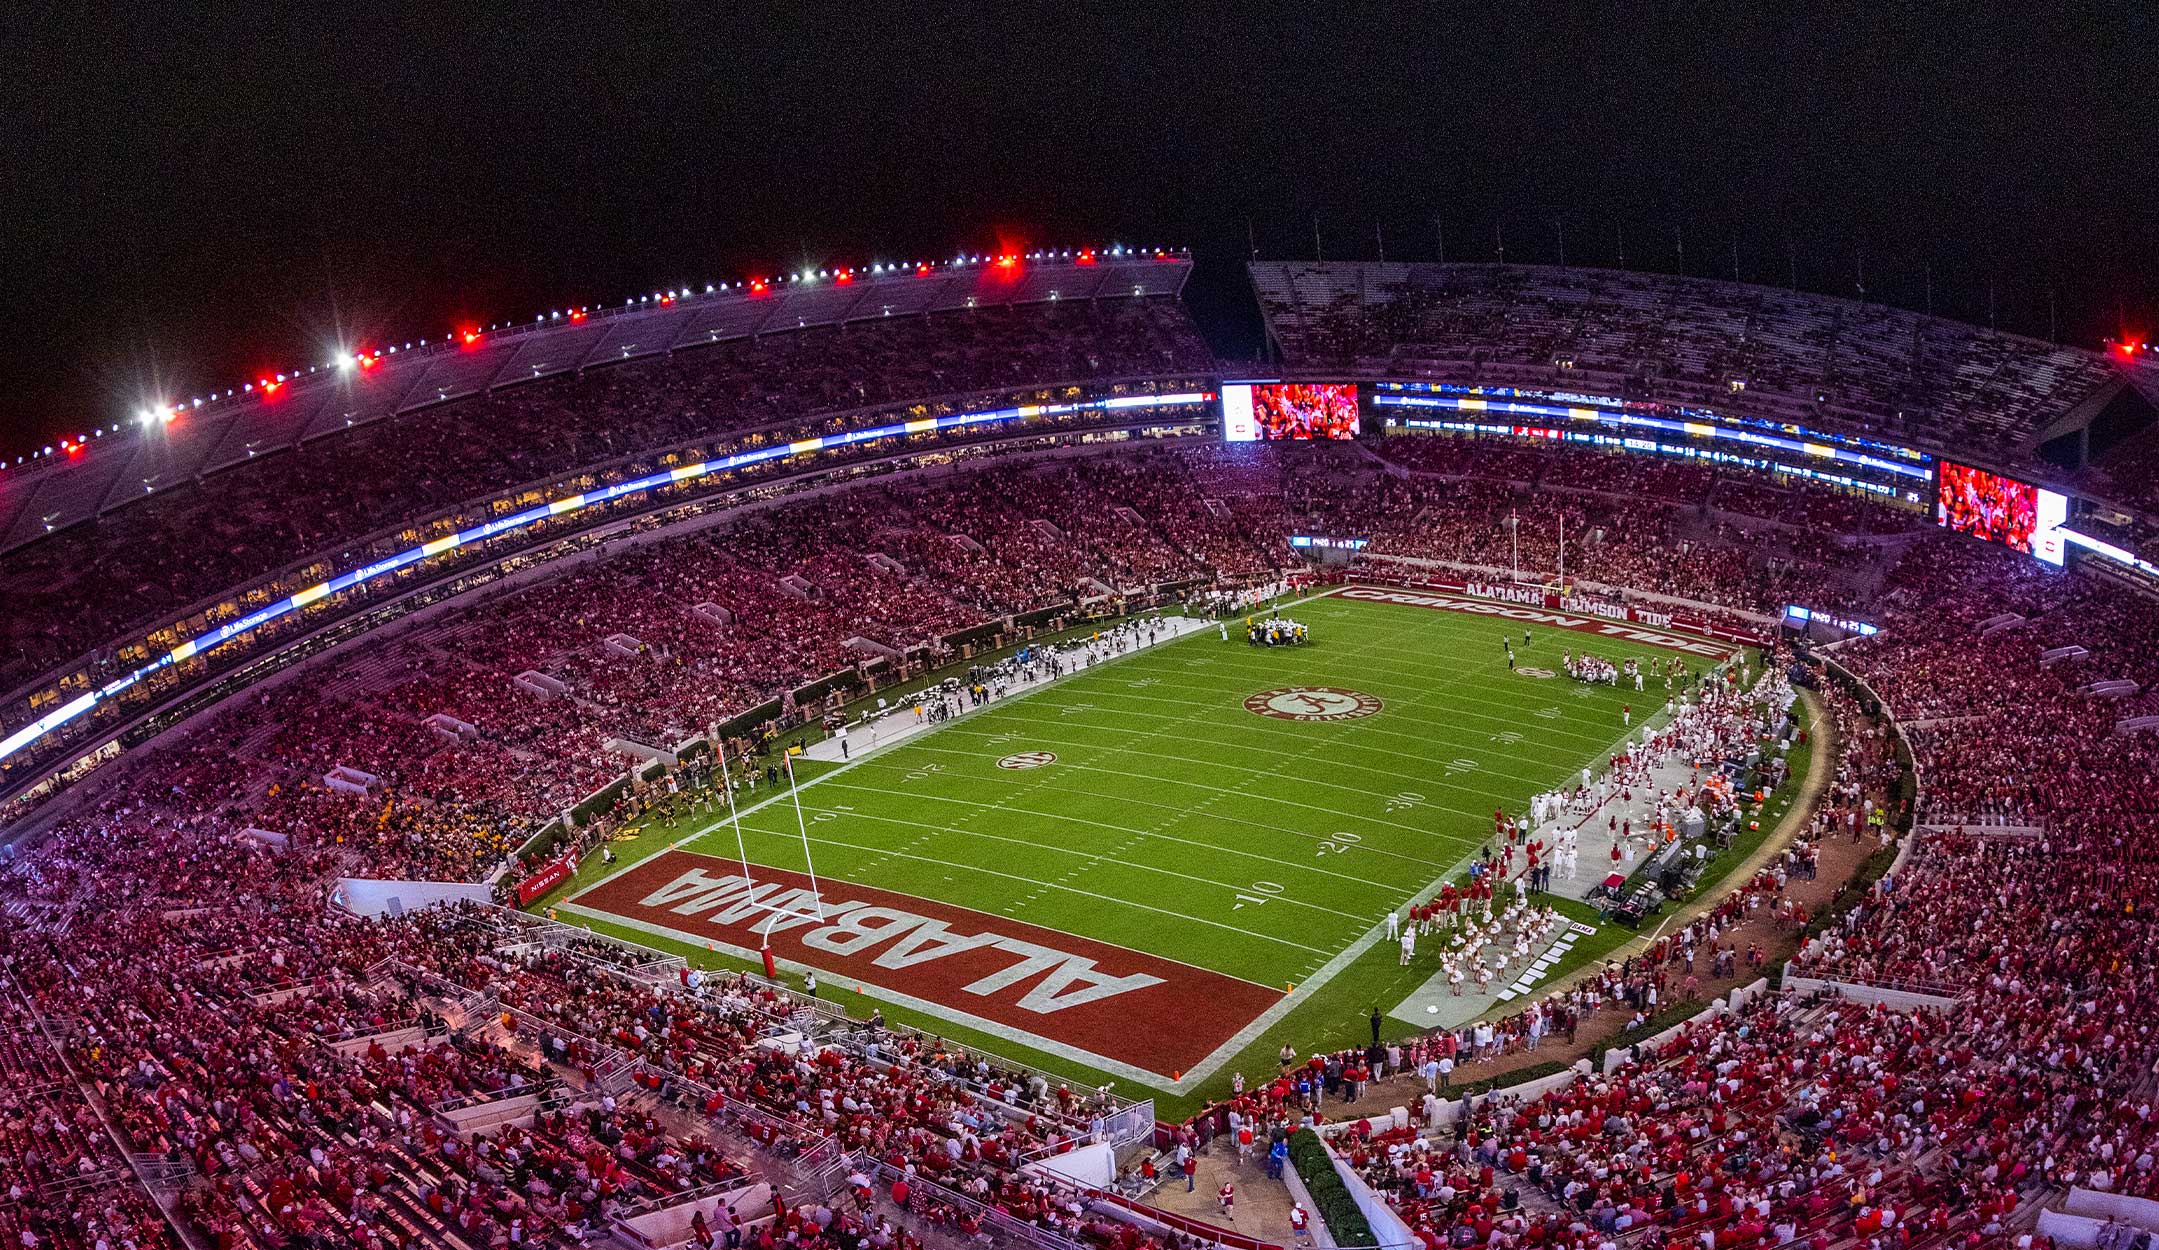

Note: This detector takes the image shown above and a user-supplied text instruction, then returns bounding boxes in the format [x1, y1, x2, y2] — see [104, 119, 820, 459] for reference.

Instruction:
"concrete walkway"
[1147, 1138, 1302, 1242]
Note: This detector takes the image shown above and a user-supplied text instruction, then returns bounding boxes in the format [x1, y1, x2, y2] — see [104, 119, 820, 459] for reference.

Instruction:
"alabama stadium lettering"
[1335, 586, 1734, 657]
[575, 853, 1282, 1077]
[1464, 580, 1547, 606]
[638, 868, 1166, 1014]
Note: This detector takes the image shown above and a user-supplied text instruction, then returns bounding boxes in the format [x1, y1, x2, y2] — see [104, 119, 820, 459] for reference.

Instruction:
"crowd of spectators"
[1251, 261, 2122, 472]
[1343, 437, 1902, 615]
[1341, 992, 2035, 1250]
[5, 432, 2159, 1250]
[0, 298, 1215, 696]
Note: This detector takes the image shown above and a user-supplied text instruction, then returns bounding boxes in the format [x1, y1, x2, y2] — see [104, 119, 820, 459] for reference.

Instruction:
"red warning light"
[460, 329, 482, 347]
[1076, 250, 1097, 265]
[257, 378, 281, 395]
[569, 309, 587, 323]
[836, 270, 853, 285]
[916, 264, 932, 277]
[750, 279, 770, 295]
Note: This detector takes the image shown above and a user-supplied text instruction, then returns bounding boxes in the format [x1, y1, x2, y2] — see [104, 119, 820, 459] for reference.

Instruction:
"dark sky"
[3, 3, 2154, 450]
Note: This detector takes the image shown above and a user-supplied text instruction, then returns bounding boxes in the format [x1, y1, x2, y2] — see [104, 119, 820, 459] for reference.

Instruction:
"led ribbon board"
[1374, 392, 1932, 482]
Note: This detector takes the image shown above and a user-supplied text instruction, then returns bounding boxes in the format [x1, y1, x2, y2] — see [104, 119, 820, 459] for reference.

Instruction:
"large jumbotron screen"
[1222, 382, 1361, 441]
[1935, 461, 2068, 566]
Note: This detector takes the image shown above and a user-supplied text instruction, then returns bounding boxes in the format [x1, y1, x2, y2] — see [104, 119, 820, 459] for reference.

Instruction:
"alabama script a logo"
[1244, 686, 1384, 722]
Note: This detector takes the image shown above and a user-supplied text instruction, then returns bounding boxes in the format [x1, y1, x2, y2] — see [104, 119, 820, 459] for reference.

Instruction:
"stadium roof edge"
[0, 253, 1195, 557]
[1244, 258, 2115, 364]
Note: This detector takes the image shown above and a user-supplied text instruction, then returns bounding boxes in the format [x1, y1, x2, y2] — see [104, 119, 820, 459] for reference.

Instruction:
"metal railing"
[430, 1077, 559, 1116]
[844, 1151, 1094, 1250]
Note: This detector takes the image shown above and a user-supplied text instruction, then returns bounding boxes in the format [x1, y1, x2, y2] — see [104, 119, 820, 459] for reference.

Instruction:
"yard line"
[905, 777, 1478, 868]
[940, 710, 1571, 799]
[731, 804, 1377, 922]
[1047, 676, 1628, 753]
[883, 740, 1486, 838]
[710, 822, 1337, 957]
[810, 775, 1430, 886]
[897, 728, 1507, 819]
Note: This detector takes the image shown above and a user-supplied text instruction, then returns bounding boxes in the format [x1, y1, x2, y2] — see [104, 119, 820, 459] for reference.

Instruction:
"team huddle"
[1248, 617, 1309, 646]
[1562, 650, 1678, 690]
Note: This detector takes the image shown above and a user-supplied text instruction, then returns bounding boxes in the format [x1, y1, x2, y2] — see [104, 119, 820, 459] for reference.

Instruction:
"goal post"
[712, 741, 830, 954]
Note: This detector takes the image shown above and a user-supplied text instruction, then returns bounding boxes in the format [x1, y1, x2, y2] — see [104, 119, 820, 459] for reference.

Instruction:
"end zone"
[1333, 583, 1749, 658]
[568, 851, 1284, 1084]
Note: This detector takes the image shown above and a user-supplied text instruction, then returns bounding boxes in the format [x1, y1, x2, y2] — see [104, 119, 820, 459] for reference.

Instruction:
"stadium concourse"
[0, 263, 2155, 1250]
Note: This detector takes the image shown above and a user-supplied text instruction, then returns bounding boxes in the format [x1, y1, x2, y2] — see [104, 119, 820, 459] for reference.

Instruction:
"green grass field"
[549, 589, 1765, 1113]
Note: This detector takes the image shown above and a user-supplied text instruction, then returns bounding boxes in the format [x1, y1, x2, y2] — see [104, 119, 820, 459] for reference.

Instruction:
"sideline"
[563, 589, 1342, 899]
[1548, 685, 1831, 989]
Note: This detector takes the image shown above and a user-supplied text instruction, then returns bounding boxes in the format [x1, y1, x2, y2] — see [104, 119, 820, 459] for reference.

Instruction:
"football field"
[560, 587, 1740, 1098]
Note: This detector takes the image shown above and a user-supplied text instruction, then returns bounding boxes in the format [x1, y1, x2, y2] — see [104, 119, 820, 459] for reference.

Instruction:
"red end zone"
[575, 851, 1281, 1078]
[1333, 583, 1749, 657]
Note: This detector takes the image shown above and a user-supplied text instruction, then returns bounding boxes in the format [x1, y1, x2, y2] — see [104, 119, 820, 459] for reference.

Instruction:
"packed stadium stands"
[0, 288, 1212, 699]
[1250, 262, 2124, 473]
[3, 258, 2159, 1250]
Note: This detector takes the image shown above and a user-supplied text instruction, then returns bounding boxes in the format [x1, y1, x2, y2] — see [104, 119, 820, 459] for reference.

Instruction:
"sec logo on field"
[1244, 687, 1384, 722]
[1516, 666, 1556, 679]
[997, 751, 1057, 770]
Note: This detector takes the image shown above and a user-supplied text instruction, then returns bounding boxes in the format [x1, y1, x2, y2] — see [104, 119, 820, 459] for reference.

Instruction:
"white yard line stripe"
[940, 709, 1577, 798]
[806, 777, 1427, 888]
[681, 822, 1339, 958]
[726, 802, 1380, 922]
[892, 738, 1500, 829]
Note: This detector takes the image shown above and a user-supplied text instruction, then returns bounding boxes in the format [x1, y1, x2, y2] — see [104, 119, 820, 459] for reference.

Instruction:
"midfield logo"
[1244, 686, 1384, 722]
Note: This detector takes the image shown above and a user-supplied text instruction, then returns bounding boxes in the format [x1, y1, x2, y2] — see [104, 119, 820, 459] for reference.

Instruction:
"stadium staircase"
[126, 1151, 200, 1192]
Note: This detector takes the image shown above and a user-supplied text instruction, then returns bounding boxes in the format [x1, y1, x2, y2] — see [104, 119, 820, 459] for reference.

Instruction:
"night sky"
[3, 4, 2153, 451]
